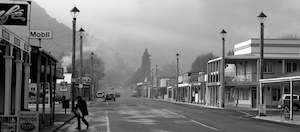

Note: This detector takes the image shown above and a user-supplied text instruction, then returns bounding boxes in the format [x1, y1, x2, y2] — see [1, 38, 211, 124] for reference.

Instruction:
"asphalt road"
[58, 97, 300, 132]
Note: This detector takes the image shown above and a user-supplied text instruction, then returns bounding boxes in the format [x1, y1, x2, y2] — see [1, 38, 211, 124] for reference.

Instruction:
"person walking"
[75, 96, 89, 130]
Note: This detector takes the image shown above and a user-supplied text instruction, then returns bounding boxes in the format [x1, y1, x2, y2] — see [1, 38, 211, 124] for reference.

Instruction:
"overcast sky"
[32, 0, 300, 71]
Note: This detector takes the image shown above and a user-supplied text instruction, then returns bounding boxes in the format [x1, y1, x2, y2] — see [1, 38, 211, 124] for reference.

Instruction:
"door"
[251, 87, 257, 108]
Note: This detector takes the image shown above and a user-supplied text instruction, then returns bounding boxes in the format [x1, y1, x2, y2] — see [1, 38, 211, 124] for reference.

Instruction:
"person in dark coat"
[75, 96, 89, 130]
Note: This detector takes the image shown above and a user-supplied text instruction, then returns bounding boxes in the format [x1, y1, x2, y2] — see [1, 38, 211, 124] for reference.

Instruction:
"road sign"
[29, 30, 52, 39]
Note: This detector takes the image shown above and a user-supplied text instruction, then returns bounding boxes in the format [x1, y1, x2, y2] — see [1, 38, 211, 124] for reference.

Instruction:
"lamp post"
[91, 52, 94, 100]
[176, 53, 179, 101]
[257, 11, 267, 116]
[220, 29, 227, 108]
[70, 6, 80, 111]
[79, 27, 85, 97]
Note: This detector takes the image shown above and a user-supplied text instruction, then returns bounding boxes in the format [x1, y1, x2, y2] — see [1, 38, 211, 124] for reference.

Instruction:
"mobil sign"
[29, 30, 52, 39]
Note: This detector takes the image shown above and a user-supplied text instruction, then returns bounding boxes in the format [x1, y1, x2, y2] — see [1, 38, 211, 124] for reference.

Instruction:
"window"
[264, 63, 272, 73]
[287, 62, 297, 72]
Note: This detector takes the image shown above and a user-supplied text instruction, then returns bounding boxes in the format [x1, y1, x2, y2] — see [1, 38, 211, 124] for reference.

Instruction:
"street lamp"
[257, 11, 267, 116]
[90, 52, 94, 101]
[220, 29, 227, 108]
[176, 53, 179, 102]
[79, 27, 85, 97]
[70, 6, 80, 111]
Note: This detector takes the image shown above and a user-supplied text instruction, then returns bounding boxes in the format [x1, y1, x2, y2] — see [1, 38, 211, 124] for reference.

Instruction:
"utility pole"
[79, 28, 85, 97]
[220, 29, 227, 108]
[176, 53, 179, 102]
[91, 52, 95, 100]
[155, 64, 158, 99]
[70, 6, 80, 111]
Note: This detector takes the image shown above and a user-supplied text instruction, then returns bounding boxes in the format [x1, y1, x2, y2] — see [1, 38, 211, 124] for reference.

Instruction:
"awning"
[0, 25, 31, 53]
[260, 75, 300, 84]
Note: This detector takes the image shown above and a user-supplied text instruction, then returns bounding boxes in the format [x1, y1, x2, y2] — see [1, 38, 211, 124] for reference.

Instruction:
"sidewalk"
[150, 98, 300, 126]
[39, 101, 95, 132]
[255, 115, 300, 125]
[40, 113, 75, 132]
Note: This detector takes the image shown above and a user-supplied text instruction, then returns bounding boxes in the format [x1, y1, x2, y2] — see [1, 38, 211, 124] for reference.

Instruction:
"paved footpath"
[56, 97, 300, 132]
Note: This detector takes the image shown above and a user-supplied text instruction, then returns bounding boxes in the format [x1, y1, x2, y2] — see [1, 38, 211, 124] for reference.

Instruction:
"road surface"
[58, 97, 300, 132]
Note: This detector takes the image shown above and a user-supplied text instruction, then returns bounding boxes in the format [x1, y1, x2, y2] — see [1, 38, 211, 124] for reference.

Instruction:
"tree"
[190, 52, 216, 72]
[158, 62, 176, 78]
[129, 49, 151, 84]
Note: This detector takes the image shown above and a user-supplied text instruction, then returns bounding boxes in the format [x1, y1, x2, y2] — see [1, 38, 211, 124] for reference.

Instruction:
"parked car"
[96, 91, 105, 98]
[105, 93, 116, 101]
[278, 94, 300, 111]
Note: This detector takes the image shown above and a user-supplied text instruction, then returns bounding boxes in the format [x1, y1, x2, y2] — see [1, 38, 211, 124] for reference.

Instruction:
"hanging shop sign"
[29, 30, 52, 39]
[0, 115, 18, 132]
[0, 3, 28, 26]
[18, 111, 39, 132]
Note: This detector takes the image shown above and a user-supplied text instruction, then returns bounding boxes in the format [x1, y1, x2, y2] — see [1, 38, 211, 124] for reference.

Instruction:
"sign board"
[18, 111, 39, 132]
[0, 3, 28, 25]
[29, 30, 52, 39]
[79, 83, 83, 89]
[56, 68, 64, 79]
[59, 84, 69, 92]
[0, 115, 18, 132]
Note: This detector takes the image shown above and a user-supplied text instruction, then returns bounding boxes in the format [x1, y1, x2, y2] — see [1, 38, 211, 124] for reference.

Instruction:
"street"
[57, 97, 300, 132]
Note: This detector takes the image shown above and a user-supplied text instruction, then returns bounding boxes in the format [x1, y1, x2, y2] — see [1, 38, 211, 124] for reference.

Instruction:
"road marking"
[190, 119, 219, 131]
[106, 101, 109, 105]
[106, 110, 111, 132]
[163, 109, 219, 131]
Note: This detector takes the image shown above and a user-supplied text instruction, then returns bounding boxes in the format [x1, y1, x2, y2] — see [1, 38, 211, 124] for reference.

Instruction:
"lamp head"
[79, 27, 85, 33]
[257, 11, 267, 23]
[220, 29, 227, 38]
[70, 6, 80, 18]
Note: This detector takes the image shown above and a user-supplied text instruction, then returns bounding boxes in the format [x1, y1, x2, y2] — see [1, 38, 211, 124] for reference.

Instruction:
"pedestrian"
[75, 96, 89, 130]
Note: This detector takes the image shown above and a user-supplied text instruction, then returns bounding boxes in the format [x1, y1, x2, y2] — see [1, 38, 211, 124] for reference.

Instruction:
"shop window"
[287, 62, 297, 72]
[264, 63, 273, 73]
[239, 89, 249, 100]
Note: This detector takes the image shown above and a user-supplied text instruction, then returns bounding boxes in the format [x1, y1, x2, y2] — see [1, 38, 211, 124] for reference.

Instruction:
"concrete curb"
[52, 115, 76, 132]
[252, 116, 300, 126]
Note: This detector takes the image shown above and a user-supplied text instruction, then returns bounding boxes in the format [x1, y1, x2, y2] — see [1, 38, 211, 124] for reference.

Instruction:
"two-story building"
[206, 38, 300, 108]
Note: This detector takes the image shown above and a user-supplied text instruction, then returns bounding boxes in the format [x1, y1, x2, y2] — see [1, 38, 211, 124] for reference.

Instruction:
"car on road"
[105, 93, 116, 101]
[278, 94, 300, 111]
[96, 91, 105, 98]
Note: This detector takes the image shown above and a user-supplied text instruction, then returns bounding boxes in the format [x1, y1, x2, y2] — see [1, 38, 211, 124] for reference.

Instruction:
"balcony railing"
[225, 72, 284, 84]
[225, 73, 257, 84]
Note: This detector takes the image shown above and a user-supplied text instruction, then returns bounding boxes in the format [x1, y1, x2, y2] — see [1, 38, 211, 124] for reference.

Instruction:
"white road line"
[106, 110, 111, 132]
[163, 109, 219, 131]
[190, 119, 219, 131]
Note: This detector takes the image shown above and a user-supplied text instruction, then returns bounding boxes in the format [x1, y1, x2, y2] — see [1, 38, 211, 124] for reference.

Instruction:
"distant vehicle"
[96, 91, 105, 98]
[105, 93, 116, 101]
[278, 94, 300, 111]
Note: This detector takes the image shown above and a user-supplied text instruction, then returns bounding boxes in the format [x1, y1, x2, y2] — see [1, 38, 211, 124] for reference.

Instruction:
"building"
[176, 72, 206, 103]
[56, 73, 72, 100]
[0, 25, 31, 116]
[206, 38, 300, 108]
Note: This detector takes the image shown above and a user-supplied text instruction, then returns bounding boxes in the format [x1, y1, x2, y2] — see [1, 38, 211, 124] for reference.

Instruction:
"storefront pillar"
[23, 63, 31, 109]
[15, 57, 24, 114]
[4, 55, 13, 115]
